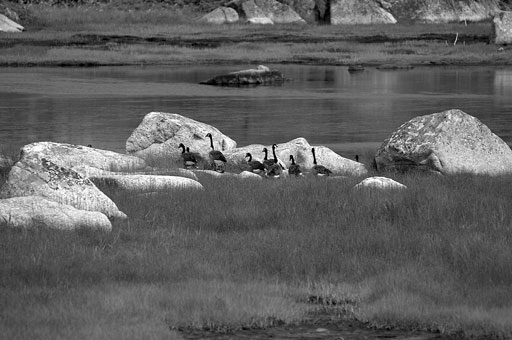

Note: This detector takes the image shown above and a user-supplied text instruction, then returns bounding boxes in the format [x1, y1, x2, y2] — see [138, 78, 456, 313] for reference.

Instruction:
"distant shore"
[0, 5, 511, 68]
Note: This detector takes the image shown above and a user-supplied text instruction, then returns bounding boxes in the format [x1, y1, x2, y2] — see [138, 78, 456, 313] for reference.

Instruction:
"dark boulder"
[200, 65, 285, 86]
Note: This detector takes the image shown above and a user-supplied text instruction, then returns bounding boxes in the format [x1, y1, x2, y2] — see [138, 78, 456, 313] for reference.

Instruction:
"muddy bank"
[178, 315, 453, 340]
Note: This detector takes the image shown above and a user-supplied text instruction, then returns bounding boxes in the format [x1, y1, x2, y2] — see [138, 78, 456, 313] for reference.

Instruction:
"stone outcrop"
[354, 176, 407, 190]
[91, 174, 204, 193]
[374, 109, 512, 175]
[0, 147, 127, 220]
[386, 0, 500, 23]
[200, 65, 285, 86]
[228, 0, 306, 24]
[0, 13, 23, 32]
[0, 196, 112, 231]
[492, 11, 512, 44]
[126, 112, 237, 166]
[331, 0, 397, 24]
[225, 138, 367, 176]
[199, 6, 239, 24]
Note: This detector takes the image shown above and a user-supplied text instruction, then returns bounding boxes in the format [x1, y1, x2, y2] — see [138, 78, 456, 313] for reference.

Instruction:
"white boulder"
[0, 196, 112, 231]
[0, 153, 127, 220]
[354, 177, 407, 190]
[126, 112, 237, 167]
[0, 13, 23, 32]
[374, 109, 512, 175]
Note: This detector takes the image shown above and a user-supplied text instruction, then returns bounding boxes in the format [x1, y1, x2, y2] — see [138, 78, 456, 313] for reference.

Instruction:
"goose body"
[288, 155, 302, 177]
[311, 147, 332, 176]
[206, 133, 227, 173]
[245, 153, 265, 174]
[178, 143, 198, 169]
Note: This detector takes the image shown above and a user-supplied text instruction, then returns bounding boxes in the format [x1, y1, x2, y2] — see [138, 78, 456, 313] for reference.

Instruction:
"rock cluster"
[0, 141, 204, 231]
[200, 0, 501, 25]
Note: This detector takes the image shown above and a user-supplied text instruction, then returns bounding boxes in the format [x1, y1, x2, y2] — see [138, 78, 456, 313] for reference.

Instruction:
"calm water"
[1, 64, 511, 157]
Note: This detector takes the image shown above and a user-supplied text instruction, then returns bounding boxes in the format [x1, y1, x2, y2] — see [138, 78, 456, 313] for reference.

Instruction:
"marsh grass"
[2, 167, 512, 339]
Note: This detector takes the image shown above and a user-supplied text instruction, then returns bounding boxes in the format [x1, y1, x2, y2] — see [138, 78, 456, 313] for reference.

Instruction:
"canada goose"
[311, 148, 332, 176]
[266, 144, 282, 178]
[178, 143, 198, 169]
[205, 133, 227, 173]
[262, 147, 275, 169]
[289, 155, 302, 177]
[245, 153, 265, 174]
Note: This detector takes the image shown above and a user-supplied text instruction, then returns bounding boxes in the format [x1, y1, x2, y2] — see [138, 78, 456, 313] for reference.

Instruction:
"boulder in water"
[200, 65, 284, 86]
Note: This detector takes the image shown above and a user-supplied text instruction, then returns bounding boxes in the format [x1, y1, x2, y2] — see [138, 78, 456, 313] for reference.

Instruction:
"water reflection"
[0, 65, 511, 154]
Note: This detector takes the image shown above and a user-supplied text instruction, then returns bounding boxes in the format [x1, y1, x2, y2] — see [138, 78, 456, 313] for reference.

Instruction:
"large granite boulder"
[386, 0, 500, 23]
[199, 7, 239, 24]
[0, 13, 23, 32]
[228, 0, 306, 24]
[0, 196, 112, 231]
[225, 138, 367, 176]
[0, 155, 127, 220]
[492, 11, 512, 44]
[354, 176, 407, 190]
[126, 112, 237, 166]
[331, 0, 397, 24]
[374, 109, 512, 175]
[200, 65, 285, 86]
[91, 174, 204, 193]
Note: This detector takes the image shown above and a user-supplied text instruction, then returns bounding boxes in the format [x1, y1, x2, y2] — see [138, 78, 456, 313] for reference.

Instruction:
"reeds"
[2, 170, 512, 339]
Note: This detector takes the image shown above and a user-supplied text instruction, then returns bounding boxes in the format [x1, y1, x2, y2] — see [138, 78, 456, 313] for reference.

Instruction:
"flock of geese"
[178, 133, 333, 178]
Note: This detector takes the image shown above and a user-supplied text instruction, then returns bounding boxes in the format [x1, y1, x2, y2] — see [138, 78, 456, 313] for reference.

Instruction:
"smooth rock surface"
[0, 196, 112, 231]
[374, 109, 512, 175]
[21, 142, 148, 176]
[492, 11, 512, 44]
[91, 175, 204, 193]
[126, 112, 237, 166]
[354, 176, 407, 190]
[200, 65, 284, 86]
[0, 13, 23, 32]
[0, 155, 127, 220]
[331, 0, 397, 24]
[225, 138, 367, 176]
[199, 6, 239, 24]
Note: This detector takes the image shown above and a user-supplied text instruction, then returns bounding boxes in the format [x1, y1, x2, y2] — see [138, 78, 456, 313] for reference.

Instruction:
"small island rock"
[200, 65, 285, 86]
